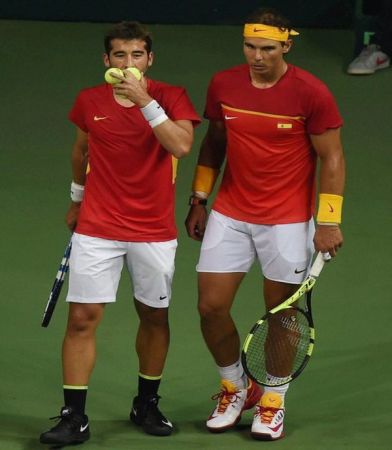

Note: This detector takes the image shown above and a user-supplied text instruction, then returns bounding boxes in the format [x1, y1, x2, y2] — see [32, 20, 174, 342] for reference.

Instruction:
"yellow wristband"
[192, 165, 219, 196]
[316, 193, 343, 224]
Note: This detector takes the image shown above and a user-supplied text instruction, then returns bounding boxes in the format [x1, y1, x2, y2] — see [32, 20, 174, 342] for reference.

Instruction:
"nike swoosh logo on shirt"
[224, 115, 238, 120]
[94, 116, 108, 121]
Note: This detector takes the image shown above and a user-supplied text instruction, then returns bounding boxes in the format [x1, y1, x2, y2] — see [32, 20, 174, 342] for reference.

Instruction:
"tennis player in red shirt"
[40, 21, 200, 446]
[185, 7, 345, 441]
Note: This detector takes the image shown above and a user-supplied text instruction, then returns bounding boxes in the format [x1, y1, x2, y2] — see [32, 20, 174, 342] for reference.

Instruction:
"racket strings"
[245, 309, 311, 385]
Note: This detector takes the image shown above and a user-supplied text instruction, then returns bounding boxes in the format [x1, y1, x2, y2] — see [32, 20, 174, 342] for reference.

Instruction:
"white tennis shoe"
[347, 44, 390, 75]
[206, 379, 261, 432]
[251, 391, 285, 440]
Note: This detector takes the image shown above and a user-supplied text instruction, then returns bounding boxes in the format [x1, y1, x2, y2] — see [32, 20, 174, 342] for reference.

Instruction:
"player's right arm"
[65, 127, 89, 231]
[185, 120, 226, 241]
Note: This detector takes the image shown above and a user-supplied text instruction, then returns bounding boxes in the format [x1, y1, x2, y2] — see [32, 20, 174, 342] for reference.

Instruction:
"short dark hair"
[104, 21, 152, 55]
[245, 7, 292, 32]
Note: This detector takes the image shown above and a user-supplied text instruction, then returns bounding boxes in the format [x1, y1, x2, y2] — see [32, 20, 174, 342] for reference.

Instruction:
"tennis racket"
[41, 237, 72, 327]
[241, 252, 330, 387]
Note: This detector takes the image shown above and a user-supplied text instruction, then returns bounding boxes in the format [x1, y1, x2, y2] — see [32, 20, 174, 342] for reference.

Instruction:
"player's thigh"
[198, 272, 246, 315]
[253, 219, 315, 284]
[197, 210, 256, 273]
[67, 233, 125, 303]
[125, 239, 177, 308]
[263, 278, 299, 311]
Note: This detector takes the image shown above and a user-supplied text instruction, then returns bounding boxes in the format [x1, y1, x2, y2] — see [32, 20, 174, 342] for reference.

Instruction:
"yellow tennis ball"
[125, 67, 142, 80]
[104, 67, 124, 84]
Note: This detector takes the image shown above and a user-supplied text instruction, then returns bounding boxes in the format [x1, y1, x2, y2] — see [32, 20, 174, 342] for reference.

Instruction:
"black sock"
[63, 386, 88, 415]
[138, 374, 161, 399]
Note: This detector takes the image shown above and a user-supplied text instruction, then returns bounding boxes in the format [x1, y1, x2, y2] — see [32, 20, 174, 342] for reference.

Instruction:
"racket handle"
[310, 252, 327, 278]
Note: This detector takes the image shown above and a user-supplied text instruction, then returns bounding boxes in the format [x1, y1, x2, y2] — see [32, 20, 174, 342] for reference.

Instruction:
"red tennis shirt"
[205, 64, 343, 224]
[69, 79, 200, 241]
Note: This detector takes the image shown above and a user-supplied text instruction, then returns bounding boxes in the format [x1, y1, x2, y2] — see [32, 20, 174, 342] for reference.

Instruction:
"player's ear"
[147, 51, 154, 67]
[103, 53, 110, 68]
[282, 40, 292, 53]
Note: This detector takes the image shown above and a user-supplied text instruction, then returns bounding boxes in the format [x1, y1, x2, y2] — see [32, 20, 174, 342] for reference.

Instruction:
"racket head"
[242, 298, 314, 387]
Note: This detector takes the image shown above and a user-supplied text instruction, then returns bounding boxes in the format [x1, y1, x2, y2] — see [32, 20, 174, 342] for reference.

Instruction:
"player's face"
[103, 39, 153, 74]
[243, 37, 291, 78]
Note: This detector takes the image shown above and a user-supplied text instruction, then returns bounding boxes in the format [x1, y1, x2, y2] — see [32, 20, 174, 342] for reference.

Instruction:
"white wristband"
[70, 181, 85, 202]
[317, 222, 339, 226]
[149, 113, 169, 128]
[140, 99, 169, 128]
[193, 191, 208, 199]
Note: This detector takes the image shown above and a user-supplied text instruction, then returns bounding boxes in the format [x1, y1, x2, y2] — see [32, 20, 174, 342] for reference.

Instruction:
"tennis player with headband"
[185, 7, 345, 441]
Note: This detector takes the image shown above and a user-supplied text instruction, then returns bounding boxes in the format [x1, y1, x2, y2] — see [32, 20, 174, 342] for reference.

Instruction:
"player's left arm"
[310, 127, 346, 257]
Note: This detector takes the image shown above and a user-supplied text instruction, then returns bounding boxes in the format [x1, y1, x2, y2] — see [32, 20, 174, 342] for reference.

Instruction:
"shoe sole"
[348, 62, 390, 75]
[207, 415, 242, 433]
[39, 434, 90, 445]
[251, 431, 285, 441]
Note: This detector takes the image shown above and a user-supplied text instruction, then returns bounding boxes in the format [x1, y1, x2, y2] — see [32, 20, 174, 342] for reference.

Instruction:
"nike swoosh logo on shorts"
[294, 268, 306, 274]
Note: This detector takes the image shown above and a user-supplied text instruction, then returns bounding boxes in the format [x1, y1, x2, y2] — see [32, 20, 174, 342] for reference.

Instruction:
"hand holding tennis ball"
[104, 67, 142, 84]
[124, 67, 142, 80]
[104, 68, 124, 84]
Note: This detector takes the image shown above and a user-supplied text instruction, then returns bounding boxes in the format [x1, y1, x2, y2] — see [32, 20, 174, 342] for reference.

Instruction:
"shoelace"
[255, 405, 281, 424]
[49, 413, 69, 421]
[211, 388, 240, 413]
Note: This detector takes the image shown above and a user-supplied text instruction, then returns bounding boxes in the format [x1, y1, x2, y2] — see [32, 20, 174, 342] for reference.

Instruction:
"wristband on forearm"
[189, 195, 208, 206]
[140, 99, 169, 128]
[70, 181, 85, 202]
[191, 165, 219, 199]
[316, 193, 343, 224]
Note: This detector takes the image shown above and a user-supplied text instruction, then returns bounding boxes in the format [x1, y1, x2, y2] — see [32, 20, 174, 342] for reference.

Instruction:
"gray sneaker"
[347, 44, 390, 75]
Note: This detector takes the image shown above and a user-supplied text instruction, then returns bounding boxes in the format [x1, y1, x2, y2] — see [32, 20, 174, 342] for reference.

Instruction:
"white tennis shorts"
[66, 233, 177, 307]
[196, 210, 315, 284]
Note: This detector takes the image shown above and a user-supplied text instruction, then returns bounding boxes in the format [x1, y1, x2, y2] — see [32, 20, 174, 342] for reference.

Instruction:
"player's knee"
[198, 300, 227, 320]
[139, 305, 169, 328]
[66, 304, 102, 335]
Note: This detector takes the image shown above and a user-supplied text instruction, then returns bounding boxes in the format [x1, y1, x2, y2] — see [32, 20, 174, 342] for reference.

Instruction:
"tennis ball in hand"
[124, 67, 142, 80]
[104, 68, 124, 84]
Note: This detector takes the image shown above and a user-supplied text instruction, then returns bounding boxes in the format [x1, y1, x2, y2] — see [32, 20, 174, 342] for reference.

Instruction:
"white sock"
[264, 374, 290, 406]
[217, 359, 247, 389]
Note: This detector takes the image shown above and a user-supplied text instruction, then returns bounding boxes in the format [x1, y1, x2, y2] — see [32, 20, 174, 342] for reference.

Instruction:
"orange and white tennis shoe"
[206, 379, 262, 432]
[251, 391, 285, 440]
